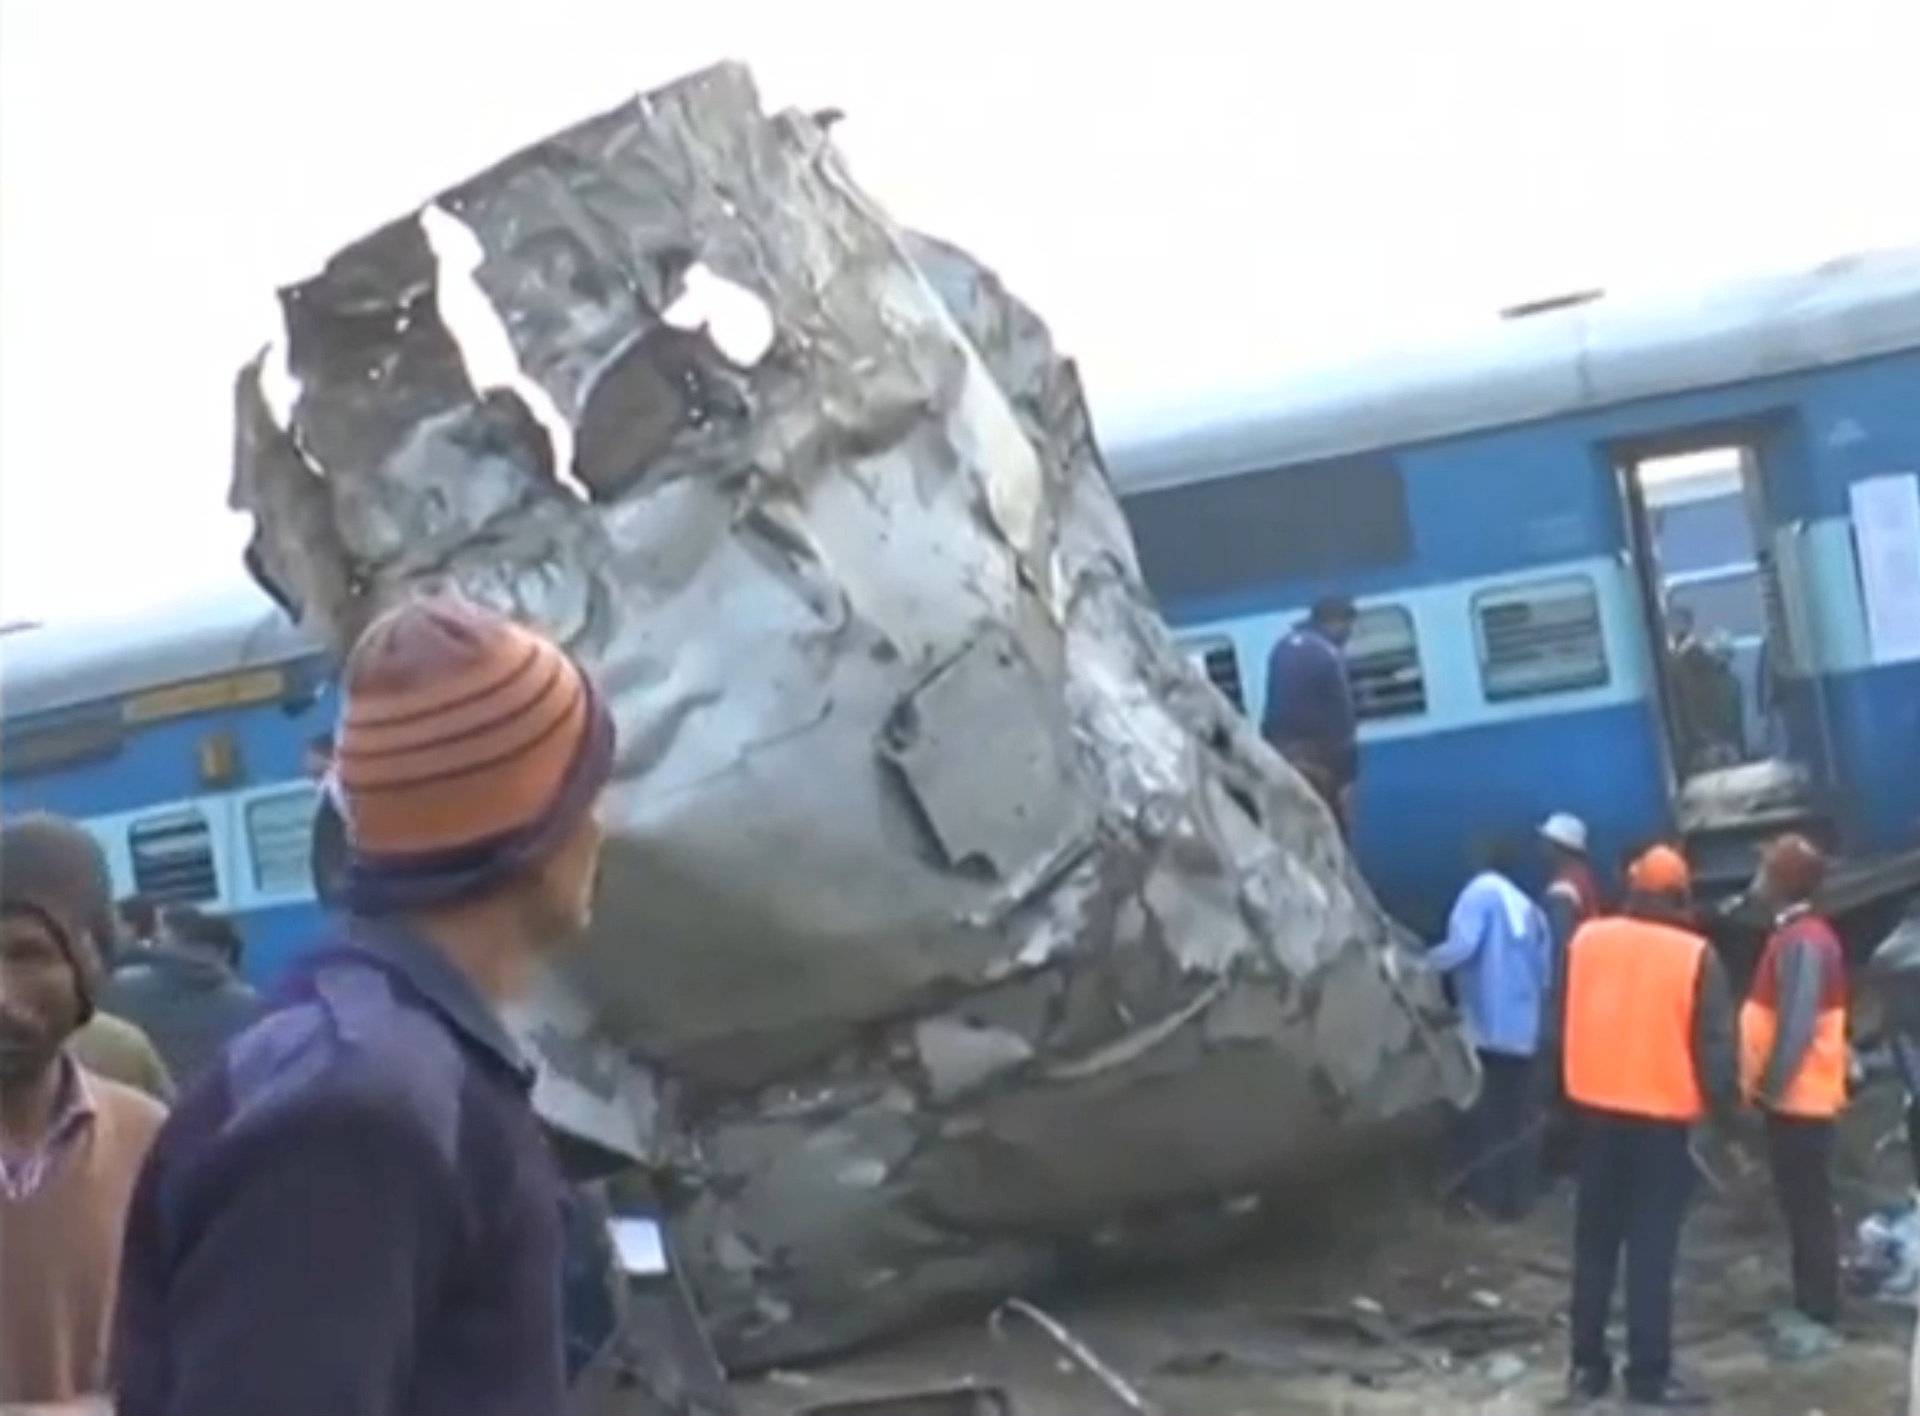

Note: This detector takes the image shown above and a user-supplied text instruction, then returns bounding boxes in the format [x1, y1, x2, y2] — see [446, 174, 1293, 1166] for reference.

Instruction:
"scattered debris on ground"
[734, 1086, 1914, 1415]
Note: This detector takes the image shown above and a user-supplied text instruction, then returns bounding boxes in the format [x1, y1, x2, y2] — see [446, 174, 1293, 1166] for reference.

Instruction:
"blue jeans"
[1568, 1110, 1695, 1397]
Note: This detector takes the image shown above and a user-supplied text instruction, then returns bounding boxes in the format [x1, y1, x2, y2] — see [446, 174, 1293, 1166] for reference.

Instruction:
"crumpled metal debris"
[230, 61, 1475, 1367]
[993, 1300, 1157, 1415]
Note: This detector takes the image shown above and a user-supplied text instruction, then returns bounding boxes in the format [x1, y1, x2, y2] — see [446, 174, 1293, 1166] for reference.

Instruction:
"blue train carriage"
[1108, 248, 1920, 939]
[0, 587, 333, 987]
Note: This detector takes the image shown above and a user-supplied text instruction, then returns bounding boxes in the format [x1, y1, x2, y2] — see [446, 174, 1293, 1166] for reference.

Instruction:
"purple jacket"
[112, 923, 566, 1416]
[1261, 626, 1357, 784]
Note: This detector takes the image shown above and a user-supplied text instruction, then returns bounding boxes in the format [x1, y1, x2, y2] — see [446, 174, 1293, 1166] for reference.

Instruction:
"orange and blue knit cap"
[332, 593, 615, 913]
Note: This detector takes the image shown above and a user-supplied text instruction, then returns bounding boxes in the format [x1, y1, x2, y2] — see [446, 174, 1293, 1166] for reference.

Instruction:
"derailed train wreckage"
[231, 62, 1477, 1367]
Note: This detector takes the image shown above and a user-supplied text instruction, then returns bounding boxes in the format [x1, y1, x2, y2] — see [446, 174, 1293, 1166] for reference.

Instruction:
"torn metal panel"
[228, 358, 357, 651]
[913, 1017, 1034, 1101]
[880, 625, 1093, 879]
[233, 61, 1475, 1367]
[509, 963, 659, 1168]
[279, 215, 479, 479]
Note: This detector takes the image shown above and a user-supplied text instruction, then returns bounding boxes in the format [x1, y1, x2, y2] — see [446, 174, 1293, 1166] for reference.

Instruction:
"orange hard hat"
[1627, 844, 1692, 897]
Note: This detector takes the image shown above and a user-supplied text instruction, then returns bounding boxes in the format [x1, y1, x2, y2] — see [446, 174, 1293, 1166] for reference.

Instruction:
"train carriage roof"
[0, 583, 318, 720]
[5, 250, 1917, 716]
[1104, 245, 1920, 491]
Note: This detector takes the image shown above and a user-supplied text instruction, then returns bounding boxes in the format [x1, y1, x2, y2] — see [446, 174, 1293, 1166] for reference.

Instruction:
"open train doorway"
[1617, 440, 1822, 882]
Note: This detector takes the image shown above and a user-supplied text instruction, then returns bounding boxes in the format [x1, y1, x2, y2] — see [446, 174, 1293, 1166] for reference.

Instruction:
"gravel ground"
[731, 1087, 1916, 1416]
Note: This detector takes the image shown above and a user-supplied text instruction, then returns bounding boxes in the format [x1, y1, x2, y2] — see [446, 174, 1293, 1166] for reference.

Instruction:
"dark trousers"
[1763, 1112, 1840, 1325]
[1458, 1051, 1539, 1220]
[1569, 1110, 1695, 1397]
[1276, 742, 1351, 840]
[1907, 1093, 1920, 1190]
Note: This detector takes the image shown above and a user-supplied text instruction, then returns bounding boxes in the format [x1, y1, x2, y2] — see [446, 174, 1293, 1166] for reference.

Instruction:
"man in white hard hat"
[1540, 813, 1602, 955]
[1538, 813, 1602, 1181]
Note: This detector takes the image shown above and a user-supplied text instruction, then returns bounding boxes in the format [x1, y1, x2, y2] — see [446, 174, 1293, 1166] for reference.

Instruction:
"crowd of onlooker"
[3, 593, 616, 1416]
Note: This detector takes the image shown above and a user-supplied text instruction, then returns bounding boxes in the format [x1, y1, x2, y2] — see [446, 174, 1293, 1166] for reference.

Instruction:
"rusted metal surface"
[231, 62, 1474, 1367]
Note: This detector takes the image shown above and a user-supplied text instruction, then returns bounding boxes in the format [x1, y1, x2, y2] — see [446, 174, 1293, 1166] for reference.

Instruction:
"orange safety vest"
[1563, 915, 1708, 1121]
[1739, 909, 1848, 1117]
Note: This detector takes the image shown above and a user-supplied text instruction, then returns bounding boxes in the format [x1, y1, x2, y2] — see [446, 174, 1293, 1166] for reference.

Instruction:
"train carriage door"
[1615, 435, 1830, 884]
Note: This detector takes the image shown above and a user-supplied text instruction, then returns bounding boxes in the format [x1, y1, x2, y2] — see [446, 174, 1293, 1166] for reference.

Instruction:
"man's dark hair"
[1309, 595, 1357, 627]
[120, 894, 159, 940]
[161, 905, 244, 969]
[1473, 833, 1524, 879]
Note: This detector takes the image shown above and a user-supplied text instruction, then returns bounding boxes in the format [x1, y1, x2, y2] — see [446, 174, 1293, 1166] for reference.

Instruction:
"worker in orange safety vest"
[1559, 844, 1737, 1408]
[1741, 833, 1848, 1332]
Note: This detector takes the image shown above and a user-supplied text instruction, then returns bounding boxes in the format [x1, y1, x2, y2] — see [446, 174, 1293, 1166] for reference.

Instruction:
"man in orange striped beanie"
[115, 594, 616, 1416]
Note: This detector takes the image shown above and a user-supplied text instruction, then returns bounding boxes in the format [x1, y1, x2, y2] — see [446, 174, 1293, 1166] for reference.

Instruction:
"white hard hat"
[1539, 812, 1589, 854]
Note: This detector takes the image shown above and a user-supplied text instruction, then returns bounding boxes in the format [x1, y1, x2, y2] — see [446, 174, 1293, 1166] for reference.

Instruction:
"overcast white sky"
[4, 0, 1920, 624]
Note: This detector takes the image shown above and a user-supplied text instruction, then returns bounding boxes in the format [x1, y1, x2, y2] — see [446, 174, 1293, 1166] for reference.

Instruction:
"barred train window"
[1472, 575, 1609, 700]
[247, 787, 320, 895]
[128, 809, 218, 905]
[1180, 635, 1245, 712]
[1347, 605, 1426, 720]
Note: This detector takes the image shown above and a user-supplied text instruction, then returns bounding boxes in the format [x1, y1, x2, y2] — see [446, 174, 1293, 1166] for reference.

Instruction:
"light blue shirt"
[1428, 870, 1551, 1058]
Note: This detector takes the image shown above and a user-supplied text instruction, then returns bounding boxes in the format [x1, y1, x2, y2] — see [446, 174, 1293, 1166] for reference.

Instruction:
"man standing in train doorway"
[1262, 595, 1359, 839]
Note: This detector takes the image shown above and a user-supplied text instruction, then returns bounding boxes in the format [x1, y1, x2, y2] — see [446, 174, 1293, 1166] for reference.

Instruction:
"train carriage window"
[1179, 635, 1245, 711]
[246, 787, 320, 895]
[128, 809, 218, 905]
[1347, 605, 1427, 719]
[1125, 454, 1413, 603]
[1473, 575, 1609, 700]
[0, 707, 124, 780]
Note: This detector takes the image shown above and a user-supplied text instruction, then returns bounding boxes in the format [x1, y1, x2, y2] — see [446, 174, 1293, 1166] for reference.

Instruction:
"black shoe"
[1625, 1376, 1711, 1409]
[1551, 1367, 1611, 1407]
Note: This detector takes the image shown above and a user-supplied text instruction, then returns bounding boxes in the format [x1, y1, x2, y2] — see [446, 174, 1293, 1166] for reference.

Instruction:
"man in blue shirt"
[1262, 596, 1359, 837]
[1427, 837, 1553, 1220]
[115, 595, 616, 1416]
